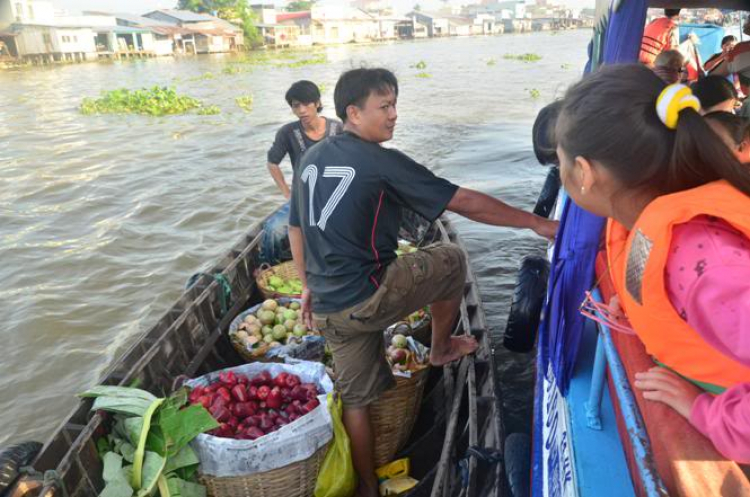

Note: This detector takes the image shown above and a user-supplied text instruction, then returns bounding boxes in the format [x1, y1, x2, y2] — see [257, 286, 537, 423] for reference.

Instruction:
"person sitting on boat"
[704, 111, 750, 163]
[267, 80, 342, 199]
[704, 35, 737, 73]
[555, 63, 750, 464]
[639, 9, 681, 67]
[691, 75, 739, 114]
[652, 50, 686, 84]
[288, 67, 558, 496]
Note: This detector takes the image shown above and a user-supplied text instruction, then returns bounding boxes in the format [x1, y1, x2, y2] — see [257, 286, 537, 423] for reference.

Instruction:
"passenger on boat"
[266, 80, 342, 199]
[288, 67, 558, 496]
[639, 9, 681, 67]
[555, 64, 750, 463]
[704, 35, 737, 73]
[652, 50, 686, 84]
[704, 111, 750, 163]
[691, 75, 739, 114]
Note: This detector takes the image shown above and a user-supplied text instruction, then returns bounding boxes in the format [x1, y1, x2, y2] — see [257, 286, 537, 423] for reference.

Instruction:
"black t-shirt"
[290, 132, 458, 313]
[267, 117, 343, 173]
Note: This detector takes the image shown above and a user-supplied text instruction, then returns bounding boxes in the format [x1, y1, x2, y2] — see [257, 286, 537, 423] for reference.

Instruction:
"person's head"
[285, 80, 322, 123]
[532, 100, 563, 166]
[555, 64, 750, 222]
[704, 111, 750, 163]
[691, 75, 738, 114]
[664, 8, 681, 19]
[334, 67, 399, 143]
[653, 50, 686, 84]
[721, 35, 737, 54]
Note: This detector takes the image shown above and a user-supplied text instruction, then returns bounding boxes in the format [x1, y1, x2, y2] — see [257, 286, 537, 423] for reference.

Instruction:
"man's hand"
[634, 366, 704, 419]
[533, 217, 559, 242]
[300, 287, 313, 329]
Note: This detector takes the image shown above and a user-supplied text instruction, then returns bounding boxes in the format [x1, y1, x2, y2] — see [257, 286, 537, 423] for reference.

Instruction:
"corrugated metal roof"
[95, 25, 151, 34]
[277, 11, 311, 21]
[145, 9, 214, 23]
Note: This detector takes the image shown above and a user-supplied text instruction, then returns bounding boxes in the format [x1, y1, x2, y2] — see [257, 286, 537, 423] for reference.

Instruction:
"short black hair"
[722, 35, 737, 46]
[664, 8, 681, 17]
[285, 80, 322, 112]
[333, 68, 399, 122]
[691, 75, 737, 109]
[532, 100, 563, 166]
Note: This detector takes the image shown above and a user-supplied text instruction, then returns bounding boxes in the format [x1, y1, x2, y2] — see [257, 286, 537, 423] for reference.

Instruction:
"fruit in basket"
[283, 319, 296, 332]
[293, 323, 307, 337]
[283, 309, 298, 321]
[244, 314, 258, 324]
[392, 334, 408, 349]
[389, 347, 408, 365]
[290, 301, 301, 311]
[263, 334, 274, 344]
[262, 299, 279, 311]
[272, 324, 287, 340]
[269, 275, 284, 288]
[259, 310, 276, 325]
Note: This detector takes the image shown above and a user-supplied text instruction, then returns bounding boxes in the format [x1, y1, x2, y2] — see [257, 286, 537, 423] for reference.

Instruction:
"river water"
[0, 30, 589, 448]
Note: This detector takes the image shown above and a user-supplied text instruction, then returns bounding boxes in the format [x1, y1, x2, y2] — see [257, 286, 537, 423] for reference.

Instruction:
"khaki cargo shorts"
[313, 242, 467, 408]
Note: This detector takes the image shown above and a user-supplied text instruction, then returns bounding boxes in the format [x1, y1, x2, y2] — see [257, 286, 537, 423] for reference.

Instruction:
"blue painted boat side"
[565, 319, 635, 497]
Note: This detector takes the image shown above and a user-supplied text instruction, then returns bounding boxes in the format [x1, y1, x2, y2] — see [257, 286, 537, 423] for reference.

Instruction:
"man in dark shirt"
[266, 80, 342, 199]
[289, 68, 557, 496]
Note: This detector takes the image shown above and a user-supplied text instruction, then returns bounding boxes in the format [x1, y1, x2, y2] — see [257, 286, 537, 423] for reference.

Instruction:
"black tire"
[503, 256, 550, 353]
[533, 167, 561, 219]
[0, 442, 42, 497]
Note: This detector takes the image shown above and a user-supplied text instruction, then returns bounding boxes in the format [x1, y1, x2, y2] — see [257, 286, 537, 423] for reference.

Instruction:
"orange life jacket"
[639, 17, 677, 67]
[606, 181, 750, 389]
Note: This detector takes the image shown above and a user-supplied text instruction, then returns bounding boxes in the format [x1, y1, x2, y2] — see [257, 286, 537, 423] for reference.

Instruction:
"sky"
[53, 0, 593, 16]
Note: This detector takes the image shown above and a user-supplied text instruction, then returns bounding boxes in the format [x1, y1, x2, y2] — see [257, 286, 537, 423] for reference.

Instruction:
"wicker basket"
[200, 441, 329, 497]
[228, 298, 304, 363]
[370, 366, 430, 466]
[256, 261, 302, 300]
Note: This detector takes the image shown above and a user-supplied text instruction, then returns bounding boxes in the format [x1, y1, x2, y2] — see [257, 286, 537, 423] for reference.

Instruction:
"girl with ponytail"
[556, 64, 750, 463]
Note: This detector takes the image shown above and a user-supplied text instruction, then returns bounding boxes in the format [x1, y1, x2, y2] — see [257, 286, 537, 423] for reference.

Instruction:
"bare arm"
[446, 187, 558, 240]
[267, 162, 291, 199]
[289, 225, 312, 327]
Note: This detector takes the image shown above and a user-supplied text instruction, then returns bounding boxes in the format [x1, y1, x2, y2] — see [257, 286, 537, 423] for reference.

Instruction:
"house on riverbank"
[143, 9, 243, 53]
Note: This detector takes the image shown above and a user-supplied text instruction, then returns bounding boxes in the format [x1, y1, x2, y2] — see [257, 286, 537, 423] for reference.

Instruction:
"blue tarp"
[680, 23, 724, 63]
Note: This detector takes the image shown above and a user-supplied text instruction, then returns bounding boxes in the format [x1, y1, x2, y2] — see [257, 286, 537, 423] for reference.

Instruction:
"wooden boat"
[0, 208, 507, 497]
[532, 1, 750, 495]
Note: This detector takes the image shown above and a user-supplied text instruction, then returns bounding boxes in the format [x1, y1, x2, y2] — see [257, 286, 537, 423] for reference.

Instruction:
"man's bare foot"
[430, 335, 478, 366]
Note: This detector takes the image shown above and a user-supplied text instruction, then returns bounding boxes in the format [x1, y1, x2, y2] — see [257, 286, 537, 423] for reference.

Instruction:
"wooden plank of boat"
[595, 254, 750, 496]
[4, 211, 505, 497]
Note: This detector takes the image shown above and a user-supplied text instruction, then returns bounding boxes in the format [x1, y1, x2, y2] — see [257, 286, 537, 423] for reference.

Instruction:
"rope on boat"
[18, 466, 69, 497]
[186, 272, 233, 316]
[457, 446, 504, 488]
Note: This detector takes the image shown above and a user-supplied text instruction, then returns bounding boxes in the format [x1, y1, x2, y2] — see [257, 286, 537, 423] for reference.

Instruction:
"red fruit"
[204, 383, 219, 393]
[289, 413, 300, 422]
[290, 385, 306, 401]
[217, 387, 232, 403]
[290, 400, 302, 414]
[211, 394, 227, 411]
[216, 422, 233, 438]
[231, 384, 248, 403]
[250, 371, 272, 386]
[237, 374, 249, 384]
[245, 415, 259, 427]
[219, 371, 238, 386]
[233, 402, 257, 418]
[267, 387, 283, 409]
[247, 385, 258, 400]
[188, 386, 204, 403]
[285, 374, 301, 388]
[258, 415, 274, 431]
[274, 372, 289, 388]
[227, 416, 239, 429]
[198, 396, 211, 409]
[211, 405, 231, 423]
[300, 398, 320, 414]
[276, 419, 289, 428]
[278, 409, 289, 420]
[246, 426, 265, 440]
[257, 385, 271, 401]
[281, 387, 291, 402]
[259, 401, 266, 410]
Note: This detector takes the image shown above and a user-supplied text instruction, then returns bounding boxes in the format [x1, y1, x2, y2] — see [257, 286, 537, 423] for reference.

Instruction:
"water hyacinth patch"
[415, 72, 431, 79]
[236, 95, 254, 112]
[80, 87, 216, 117]
[412, 60, 427, 69]
[503, 53, 543, 62]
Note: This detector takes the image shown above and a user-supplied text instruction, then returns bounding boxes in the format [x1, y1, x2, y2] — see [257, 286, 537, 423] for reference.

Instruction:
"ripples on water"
[0, 31, 589, 446]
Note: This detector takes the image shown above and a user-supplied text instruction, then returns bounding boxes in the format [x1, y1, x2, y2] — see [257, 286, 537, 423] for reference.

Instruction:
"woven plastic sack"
[185, 361, 334, 477]
[314, 393, 357, 497]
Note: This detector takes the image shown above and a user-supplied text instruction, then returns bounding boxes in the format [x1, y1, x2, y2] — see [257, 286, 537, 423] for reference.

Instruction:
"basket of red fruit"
[185, 362, 334, 497]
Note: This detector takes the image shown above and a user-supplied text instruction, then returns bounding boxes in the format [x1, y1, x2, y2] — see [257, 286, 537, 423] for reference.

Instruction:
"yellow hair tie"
[656, 83, 701, 130]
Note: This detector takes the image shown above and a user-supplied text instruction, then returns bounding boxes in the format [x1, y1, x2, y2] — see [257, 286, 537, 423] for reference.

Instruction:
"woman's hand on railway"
[300, 287, 313, 329]
[634, 367, 703, 419]
[533, 217, 559, 242]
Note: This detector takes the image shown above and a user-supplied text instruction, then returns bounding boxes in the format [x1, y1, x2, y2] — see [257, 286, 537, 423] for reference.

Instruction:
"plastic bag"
[314, 393, 357, 497]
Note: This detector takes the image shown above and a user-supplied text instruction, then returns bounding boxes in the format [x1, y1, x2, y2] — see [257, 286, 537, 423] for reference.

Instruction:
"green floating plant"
[503, 53, 543, 62]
